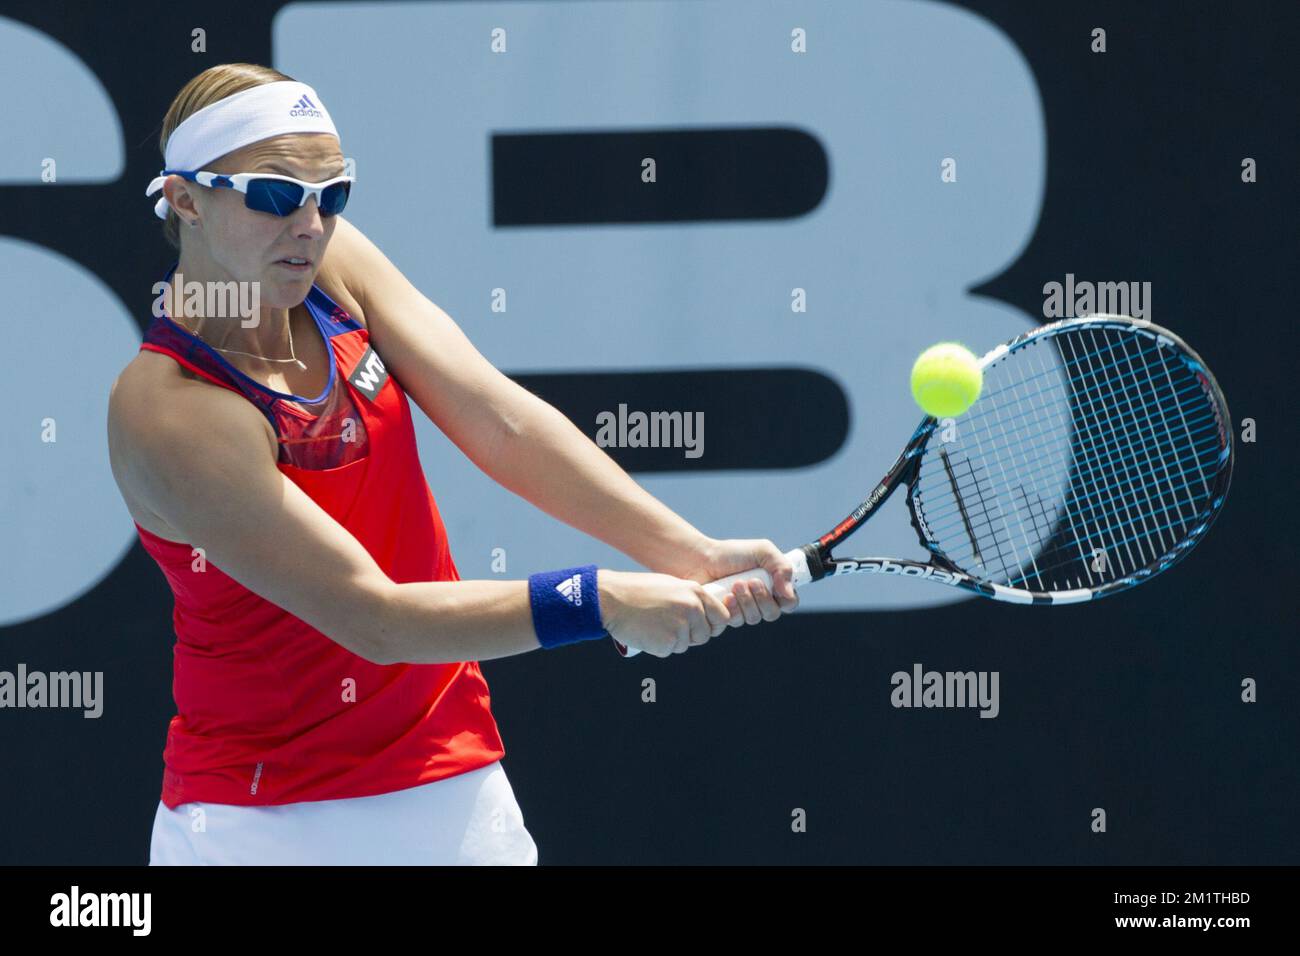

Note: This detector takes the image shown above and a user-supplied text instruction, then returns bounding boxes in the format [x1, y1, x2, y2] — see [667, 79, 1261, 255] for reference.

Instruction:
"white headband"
[146, 80, 341, 220]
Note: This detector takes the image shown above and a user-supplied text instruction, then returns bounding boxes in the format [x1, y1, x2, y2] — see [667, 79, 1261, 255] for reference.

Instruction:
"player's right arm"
[107, 365, 730, 662]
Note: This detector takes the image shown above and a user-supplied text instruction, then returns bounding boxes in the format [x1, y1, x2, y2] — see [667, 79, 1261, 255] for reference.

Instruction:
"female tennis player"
[106, 64, 798, 865]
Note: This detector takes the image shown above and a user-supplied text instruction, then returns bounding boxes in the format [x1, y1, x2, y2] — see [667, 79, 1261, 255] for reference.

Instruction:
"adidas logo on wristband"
[555, 573, 583, 606]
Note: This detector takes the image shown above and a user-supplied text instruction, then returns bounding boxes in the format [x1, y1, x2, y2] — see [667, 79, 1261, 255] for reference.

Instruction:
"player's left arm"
[319, 216, 784, 602]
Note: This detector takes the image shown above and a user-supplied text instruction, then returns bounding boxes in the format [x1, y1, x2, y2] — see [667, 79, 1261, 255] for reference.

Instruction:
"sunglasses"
[161, 168, 354, 217]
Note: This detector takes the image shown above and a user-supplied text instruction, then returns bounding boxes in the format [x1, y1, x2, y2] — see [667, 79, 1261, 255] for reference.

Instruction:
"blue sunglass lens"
[319, 181, 351, 216]
[245, 179, 304, 216]
[245, 179, 351, 217]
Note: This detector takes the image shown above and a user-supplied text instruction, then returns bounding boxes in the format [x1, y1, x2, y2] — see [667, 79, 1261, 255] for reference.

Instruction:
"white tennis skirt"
[149, 760, 538, 865]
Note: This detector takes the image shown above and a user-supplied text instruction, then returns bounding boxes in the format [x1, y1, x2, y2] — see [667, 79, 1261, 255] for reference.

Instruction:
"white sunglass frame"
[163, 169, 356, 214]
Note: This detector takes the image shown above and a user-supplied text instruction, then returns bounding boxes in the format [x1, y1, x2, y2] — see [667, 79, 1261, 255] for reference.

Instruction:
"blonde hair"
[157, 63, 296, 250]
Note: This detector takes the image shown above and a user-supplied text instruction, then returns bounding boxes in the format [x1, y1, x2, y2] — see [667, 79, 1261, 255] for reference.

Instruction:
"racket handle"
[612, 548, 811, 658]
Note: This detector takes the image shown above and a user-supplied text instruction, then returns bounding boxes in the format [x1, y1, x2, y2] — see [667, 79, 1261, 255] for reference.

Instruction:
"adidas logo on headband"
[289, 94, 324, 119]
[147, 81, 340, 220]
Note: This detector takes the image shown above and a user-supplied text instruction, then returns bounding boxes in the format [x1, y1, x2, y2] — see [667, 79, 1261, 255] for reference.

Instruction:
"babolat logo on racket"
[913, 508, 936, 542]
[347, 346, 389, 400]
[555, 573, 583, 605]
[833, 559, 967, 586]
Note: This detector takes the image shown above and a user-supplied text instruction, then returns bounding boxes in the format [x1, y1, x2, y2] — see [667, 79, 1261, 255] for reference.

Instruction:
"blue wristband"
[528, 564, 607, 648]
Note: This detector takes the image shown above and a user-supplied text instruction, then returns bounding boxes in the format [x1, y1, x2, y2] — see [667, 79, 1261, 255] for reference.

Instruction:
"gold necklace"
[209, 320, 307, 370]
[169, 275, 307, 369]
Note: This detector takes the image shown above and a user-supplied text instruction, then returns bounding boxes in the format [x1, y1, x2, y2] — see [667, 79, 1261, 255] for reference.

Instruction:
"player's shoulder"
[111, 348, 208, 429]
[109, 350, 274, 464]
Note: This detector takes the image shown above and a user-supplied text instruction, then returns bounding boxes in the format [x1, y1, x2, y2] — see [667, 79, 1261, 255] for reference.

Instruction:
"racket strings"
[924, 387, 1220, 525]
[1053, 330, 1209, 579]
[941, 334, 1216, 587]
[913, 326, 1226, 592]
[924, 396, 1221, 540]
[970, 335, 1204, 587]
[959, 327, 1171, 421]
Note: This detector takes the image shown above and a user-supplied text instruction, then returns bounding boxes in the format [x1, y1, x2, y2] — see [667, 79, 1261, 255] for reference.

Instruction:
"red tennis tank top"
[136, 262, 505, 809]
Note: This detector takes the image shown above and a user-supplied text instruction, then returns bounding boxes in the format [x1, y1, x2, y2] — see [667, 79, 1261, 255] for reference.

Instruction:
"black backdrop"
[0, 0, 1296, 865]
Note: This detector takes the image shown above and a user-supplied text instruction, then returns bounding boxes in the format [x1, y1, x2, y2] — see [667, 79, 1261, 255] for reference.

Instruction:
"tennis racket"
[613, 315, 1233, 658]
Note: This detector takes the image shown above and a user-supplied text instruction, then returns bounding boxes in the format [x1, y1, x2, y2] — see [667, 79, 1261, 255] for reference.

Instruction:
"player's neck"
[167, 252, 298, 360]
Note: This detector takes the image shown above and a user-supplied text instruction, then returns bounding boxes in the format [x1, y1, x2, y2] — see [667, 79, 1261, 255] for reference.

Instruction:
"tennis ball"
[910, 342, 983, 417]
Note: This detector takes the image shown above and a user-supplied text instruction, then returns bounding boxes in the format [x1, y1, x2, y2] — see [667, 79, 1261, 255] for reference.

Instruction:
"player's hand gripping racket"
[613, 315, 1233, 657]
